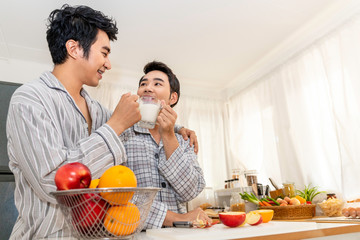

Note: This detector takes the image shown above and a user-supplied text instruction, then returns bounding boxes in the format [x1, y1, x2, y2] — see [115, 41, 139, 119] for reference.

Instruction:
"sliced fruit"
[246, 212, 263, 226]
[219, 212, 246, 228]
[250, 210, 274, 223]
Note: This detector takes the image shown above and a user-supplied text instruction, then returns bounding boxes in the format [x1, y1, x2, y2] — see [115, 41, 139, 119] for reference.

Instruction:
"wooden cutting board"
[306, 216, 360, 224]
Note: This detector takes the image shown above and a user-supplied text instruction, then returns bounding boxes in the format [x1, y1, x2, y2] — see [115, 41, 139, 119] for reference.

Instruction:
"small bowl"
[318, 198, 344, 217]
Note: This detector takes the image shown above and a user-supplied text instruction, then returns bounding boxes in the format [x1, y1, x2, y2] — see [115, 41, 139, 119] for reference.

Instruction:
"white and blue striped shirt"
[7, 71, 126, 239]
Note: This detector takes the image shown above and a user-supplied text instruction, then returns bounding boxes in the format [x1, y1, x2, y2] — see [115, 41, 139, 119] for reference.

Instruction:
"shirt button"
[161, 182, 167, 188]
[155, 153, 159, 158]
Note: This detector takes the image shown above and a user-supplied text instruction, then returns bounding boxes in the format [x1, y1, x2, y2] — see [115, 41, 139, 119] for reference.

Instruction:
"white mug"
[138, 96, 161, 129]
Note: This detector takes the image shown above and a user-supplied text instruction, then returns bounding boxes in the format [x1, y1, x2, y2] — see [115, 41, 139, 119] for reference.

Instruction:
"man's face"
[137, 70, 177, 106]
[78, 30, 112, 87]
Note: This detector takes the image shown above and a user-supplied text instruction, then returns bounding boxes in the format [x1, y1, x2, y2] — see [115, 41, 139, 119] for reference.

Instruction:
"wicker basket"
[259, 204, 316, 220]
[51, 187, 160, 239]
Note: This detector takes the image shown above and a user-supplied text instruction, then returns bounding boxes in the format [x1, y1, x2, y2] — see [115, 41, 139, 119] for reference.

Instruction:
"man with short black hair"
[121, 61, 210, 229]
[7, 6, 196, 239]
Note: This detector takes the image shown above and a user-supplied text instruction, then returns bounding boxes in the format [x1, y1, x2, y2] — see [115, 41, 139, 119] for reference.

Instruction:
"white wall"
[0, 58, 52, 84]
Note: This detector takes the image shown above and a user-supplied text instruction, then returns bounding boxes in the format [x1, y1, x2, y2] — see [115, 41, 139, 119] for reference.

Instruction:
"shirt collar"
[40, 71, 68, 92]
[39, 71, 91, 100]
[133, 123, 151, 134]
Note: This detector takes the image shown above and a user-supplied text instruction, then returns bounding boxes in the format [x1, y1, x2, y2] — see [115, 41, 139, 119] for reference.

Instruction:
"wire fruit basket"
[51, 187, 160, 239]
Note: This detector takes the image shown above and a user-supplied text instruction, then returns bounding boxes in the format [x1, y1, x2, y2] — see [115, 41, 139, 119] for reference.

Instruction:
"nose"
[104, 58, 112, 70]
[144, 84, 153, 92]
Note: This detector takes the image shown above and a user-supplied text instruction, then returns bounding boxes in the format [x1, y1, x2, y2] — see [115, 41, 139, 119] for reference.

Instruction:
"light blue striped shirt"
[7, 71, 126, 239]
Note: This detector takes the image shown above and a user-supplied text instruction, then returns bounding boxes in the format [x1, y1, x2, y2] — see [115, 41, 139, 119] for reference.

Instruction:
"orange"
[98, 165, 137, 204]
[295, 195, 306, 204]
[251, 210, 274, 223]
[104, 202, 140, 236]
[89, 179, 100, 188]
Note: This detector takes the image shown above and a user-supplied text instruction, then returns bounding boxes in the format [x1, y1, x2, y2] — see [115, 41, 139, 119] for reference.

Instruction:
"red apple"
[55, 162, 92, 190]
[246, 212, 263, 226]
[219, 212, 246, 227]
[72, 193, 108, 234]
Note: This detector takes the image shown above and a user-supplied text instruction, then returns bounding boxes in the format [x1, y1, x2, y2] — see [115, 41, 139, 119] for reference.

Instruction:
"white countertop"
[42, 221, 360, 240]
[145, 221, 360, 240]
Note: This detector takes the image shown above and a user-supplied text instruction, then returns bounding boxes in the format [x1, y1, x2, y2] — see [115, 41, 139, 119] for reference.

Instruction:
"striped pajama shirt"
[7, 71, 126, 239]
[121, 125, 206, 229]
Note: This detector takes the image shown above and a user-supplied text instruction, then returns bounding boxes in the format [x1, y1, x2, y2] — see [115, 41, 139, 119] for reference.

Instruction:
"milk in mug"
[139, 97, 161, 129]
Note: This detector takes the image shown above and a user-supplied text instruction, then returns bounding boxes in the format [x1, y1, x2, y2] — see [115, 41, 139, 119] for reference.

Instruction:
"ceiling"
[1, 0, 360, 99]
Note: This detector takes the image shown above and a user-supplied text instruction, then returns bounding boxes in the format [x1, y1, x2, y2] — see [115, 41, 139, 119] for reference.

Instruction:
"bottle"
[244, 170, 258, 186]
[232, 169, 241, 179]
[233, 179, 240, 188]
[230, 192, 245, 212]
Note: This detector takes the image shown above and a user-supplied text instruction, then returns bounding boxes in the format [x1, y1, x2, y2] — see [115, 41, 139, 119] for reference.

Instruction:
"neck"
[52, 63, 83, 98]
[149, 125, 161, 144]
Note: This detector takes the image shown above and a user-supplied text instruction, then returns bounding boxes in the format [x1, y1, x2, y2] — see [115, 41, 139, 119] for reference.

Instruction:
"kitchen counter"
[42, 220, 360, 240]
[144, 221, 360, 240]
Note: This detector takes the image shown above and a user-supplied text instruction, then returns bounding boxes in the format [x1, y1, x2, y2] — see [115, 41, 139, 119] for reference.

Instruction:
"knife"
[252, 183, 258, 197]
[265, 185, 270, 196]
[269, 178, 279, 190]
[173, 221, 193, 228]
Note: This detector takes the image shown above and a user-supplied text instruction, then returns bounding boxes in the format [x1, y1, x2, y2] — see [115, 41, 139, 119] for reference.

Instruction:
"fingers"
[108, 93, 141, 135]
[193, 208, 212, 225]
[186, 130, 198, 154]
[157, 103, 177, 131]
[190, 131, 199, 154]
[121, 92, 138, 102]
[182, 132, 189, 140]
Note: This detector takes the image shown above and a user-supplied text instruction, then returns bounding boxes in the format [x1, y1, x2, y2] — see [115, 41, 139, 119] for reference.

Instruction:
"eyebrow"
[102, 46, 111, 54]
[139, 77, 165, 84]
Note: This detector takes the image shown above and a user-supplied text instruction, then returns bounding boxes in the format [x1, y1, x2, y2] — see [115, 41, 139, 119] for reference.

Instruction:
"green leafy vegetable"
[296, 184, 325, 202]
[239, 192, 260, 205]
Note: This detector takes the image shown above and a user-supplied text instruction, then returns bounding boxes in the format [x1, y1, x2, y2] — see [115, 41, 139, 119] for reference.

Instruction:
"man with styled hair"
[7, 5, 196, 239]
[121, 61, 211, 229]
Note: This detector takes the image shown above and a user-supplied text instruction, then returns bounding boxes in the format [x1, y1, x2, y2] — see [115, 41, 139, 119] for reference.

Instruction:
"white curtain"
[226, 14, 360, 200]
[175, 96, 228, 190]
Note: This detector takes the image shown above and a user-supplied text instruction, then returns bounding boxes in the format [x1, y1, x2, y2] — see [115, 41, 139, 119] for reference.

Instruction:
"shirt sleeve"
[7, 101, 126, 205]
[174, 124, 183, 133]
[157, 136, 206, 202]
[143, 200, 168, 229]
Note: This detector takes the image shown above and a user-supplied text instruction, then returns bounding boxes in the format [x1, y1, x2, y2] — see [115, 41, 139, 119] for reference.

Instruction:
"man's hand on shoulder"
[178, 127, 198, 154]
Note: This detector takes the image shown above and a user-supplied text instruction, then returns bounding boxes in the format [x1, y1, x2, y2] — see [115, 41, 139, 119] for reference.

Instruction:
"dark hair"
[46, 4, 118, 65]
[140, 61, 180, 107]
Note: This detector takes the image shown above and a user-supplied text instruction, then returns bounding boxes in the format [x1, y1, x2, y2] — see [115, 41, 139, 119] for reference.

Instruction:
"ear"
[169, 92, 178, 106]
[65, 39, 81, 60]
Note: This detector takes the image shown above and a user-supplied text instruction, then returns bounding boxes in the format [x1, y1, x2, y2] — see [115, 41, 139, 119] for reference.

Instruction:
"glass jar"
[283, 183, 295, 198]
[233, 179, 240, 188]
[203, 187, 215, 206]
[244, 170, 258, 186]
[232, 169, 241, 179]
[230, 192, 245, 212]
